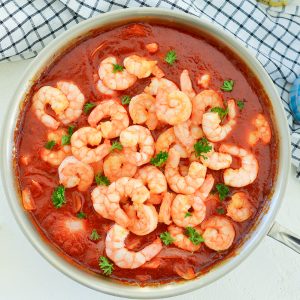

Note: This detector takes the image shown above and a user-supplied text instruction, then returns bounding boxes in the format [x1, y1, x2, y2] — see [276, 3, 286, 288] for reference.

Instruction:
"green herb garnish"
[216, 207, 226, 215]
[95, 173, 110, 186]
[215, 183, 230, 201]
[61, 125, 76, 145]
[99, 256, 114, 275]
[211, 107, 229, 120]
[112, 64, 124, 73]
[237, 100, 245, 110]
[51, 185, 66, 208]
[221, 80, 234, 92]
[121, 95, 131, 105]
[160, 231, 175, 246]
[185, 227, 204, 245]
[76, 212, 86, 219]
[165, 50, 177, 65]
[83, 102, 96, 114]
[194, 138, 212, 159]
[111, 141, 123, 152]
[90, 229, 100, 241]
[45, 140, 56, 150]
[185, 212, 192, 218]
[150, 151, 168, 167]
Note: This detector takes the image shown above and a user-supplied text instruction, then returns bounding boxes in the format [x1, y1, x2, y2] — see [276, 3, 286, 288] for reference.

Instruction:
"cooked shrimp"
[88, 100, 129, 138]
[156, 91, 192, 125]
[201, 216, 235, 251]
[202, 99, 237, 142]
[103, 151, 137, 182]
[227, 192, 254, 222]
[105, 224, 162, 269]
[151, 65, 164, 78]
[195, 174, 215, 200]
[56, 81, 85, 125]
[129, 93, 158, 130]
[165, 147, 207, 194]
[191, 89, 223, 125]
[135, 165, 167, 195]
[124, 55, 157, 79]
[96, 79, 117, 96]
[32, 86, 69, 129]
[144, 77, 178, 98]
[248, 113, 271, 145]
[40, 129, 71, 166]
[22, 188, 36, 210]
[171, 194, 206, 227]
[219, 143, 258, 187]
[145, 42, 158, 53]
[71, 127, 111, 164]
[158, 192, 175, 225]
[91, 186, 112, 220]
[197, 74, 210, 89]
[168, 225, 202, 252]
[180, 69, 196, 99]
[99, 56, 137, 90]
[120, 125, 155, 166]
[58, 156, 94, 191]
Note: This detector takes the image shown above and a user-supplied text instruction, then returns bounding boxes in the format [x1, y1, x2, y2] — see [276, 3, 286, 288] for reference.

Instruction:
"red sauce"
[15, 22, 278, 285]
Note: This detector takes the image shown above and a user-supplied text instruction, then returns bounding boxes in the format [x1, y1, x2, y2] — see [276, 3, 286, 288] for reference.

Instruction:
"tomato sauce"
[15, 22, 278, 285]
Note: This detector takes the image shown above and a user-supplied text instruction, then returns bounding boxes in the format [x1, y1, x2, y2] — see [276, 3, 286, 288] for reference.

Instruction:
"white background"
[1, 18, 300, 299]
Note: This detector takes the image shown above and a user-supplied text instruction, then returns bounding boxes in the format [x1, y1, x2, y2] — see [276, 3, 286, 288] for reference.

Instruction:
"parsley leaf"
[121, 95, 131, 105]
[51, 185, 66, 208]
[90, 229, 100, 241]
[165, 50, 177, 65]
[113, 64, 124, 73]
[68, 125, 75, 135]
[215, 183, 230, 201]
[45, 140, 56, 150]
[185, 227, 204, 245]
[237, 100, 245, 110]
[83, 102, 96, 114]
[216, 207, 226, 215]
[211, 107, 229, 121]
[150, 151, 168, 167]
[221, 80, 234, 92]
[76, 212, 86, 219]
[99, 256, 114, 275]
[194, 138, 212, 159]
[111, 141, 123, 152]
[95, 173, 110, 186]
[160, 231, 175, 245]
[61, 125, 76, 145]
[185, 212, 192, 218]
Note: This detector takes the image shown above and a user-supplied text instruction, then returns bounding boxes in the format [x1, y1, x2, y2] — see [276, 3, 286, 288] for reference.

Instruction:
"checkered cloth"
[1, 0, 300, 176]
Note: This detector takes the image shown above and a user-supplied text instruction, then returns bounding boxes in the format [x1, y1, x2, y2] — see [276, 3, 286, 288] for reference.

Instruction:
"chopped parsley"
[216, 207, 226, 215]
[194, 138, 212, 159]
[165, 50, 177, 65]
[112, 63, 124, 73]
[44, 140, 56, 150]
[150, 151, 168, 167]
[90, 229, 100, 241]
[185, 227, 204, 245]
[83, 102, 96, 114]
[160, 231, 175, 245]
[111, 141, 123, 152]
[51, 185, 66, 208]
[215, 183, 230, 201]
[221, 79, 234, 92]
[61, 125, 76, 145]
[76, 212, 86, 219]
[211, 107, 229, 121]
[95, 173, 110, 186]
[185, 212, 192, 218]
[121, 95, 131, 105]
[99, 256, 114, 275]
[237, 99, 245, 110]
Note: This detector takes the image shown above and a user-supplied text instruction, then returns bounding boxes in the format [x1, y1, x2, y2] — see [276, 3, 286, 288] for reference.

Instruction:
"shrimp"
[120, 125, 155, 166]
[56, 81, 85, 125]
[144, 77, 178, 98]
[248, 113, 271, 145]
[151, 65, 165, 78]
[165, 147, 207, 194]
[40, 128, 71, 166]
[96, 79, 117, 96]
[88, 100, 129, 138]
[180, 69, 196, 99]
[135, 165, 167, 195]
[219, 143, 258, 187]
[32, 86, 69, 129]
[158, 192, 175, 225]
[168, 225, 202, 252]
[195, 174, 215, 200]
[22, 188, 36, 211]
[197, 74, 210, 89]
[145, 42, 158, 53]
[129, 93, 158, 130]
[191, 89, 223, 125]
[171, 194, 206, 227]
[156, 91, 192, 125]
[201, 216, 235, 251]
[58, 156, 94, 192]
[103, 151, 137, 182]
[155, 127, 189, 158]
[227, 192, 254, 222]
[99, 56, 137, 90]
[105, 224, 162, 269]
[202, 99, 237, 142]
[91, 186, 112, 220]
[71, 127, 111, 164]
[124, 55, 157, 79]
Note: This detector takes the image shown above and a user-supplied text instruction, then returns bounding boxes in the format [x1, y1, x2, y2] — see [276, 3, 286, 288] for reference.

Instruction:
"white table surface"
[1, 57, 300, 300]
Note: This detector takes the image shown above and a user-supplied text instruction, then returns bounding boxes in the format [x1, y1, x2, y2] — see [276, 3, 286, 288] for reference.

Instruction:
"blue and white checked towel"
[1, 0, 300, 176]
